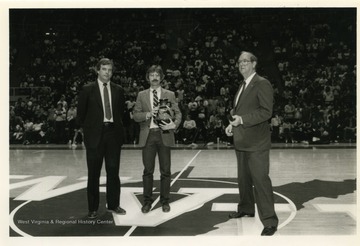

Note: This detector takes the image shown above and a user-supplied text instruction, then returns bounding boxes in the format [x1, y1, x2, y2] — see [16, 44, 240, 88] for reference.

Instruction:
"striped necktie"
[153, 90, 159, 123]
[103, 83, 112, 120]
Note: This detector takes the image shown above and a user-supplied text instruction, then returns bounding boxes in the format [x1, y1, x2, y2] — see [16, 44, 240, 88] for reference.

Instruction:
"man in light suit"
[133, 65, 182, 213]
[225, 51, 278, 236]
[77, 58, 126, 219]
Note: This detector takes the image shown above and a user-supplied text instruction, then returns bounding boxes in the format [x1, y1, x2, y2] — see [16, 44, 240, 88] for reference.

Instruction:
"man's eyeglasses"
[238, 60, 252, 65]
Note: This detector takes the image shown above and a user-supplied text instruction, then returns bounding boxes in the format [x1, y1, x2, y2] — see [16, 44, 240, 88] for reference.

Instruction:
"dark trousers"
[54, 120, 66, 144]
[142, 130, 171, 204]
[86, 125, 121, 211]
[235, 149, 278, 227]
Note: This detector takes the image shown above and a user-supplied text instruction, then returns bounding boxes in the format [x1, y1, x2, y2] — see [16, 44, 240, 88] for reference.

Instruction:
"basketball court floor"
[8, 142, 358, 245]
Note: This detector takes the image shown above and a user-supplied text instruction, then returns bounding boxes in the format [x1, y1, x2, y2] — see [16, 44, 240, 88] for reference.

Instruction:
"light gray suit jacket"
[133, 88, 182, 147]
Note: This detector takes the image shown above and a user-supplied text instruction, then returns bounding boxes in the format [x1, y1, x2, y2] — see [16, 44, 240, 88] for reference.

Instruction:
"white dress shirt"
[235, 72, 256, 106]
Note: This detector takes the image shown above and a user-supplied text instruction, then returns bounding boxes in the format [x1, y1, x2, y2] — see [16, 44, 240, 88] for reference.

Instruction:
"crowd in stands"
[9, 10, 356, 146]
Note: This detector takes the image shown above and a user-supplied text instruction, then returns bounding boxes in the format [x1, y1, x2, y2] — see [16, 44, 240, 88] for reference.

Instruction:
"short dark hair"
[145, 65, 165, 81]
[95, 58, 115, 71]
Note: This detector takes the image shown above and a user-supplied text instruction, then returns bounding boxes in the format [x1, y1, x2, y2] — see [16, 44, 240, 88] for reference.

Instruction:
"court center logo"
[9, 175, 297, 236]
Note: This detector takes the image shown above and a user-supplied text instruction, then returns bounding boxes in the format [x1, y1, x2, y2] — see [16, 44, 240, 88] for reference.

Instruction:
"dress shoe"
[107, 206, 126, 215]
[228, 211, 255, 219]
[261, 226, 277, 236]
[162, 203, 171, 213]
[141, 203, 152, 213]
[87, 211, 98, 219]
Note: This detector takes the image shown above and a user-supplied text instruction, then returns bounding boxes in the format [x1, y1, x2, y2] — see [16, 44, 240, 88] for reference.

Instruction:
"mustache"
[151, 79, 159, 82]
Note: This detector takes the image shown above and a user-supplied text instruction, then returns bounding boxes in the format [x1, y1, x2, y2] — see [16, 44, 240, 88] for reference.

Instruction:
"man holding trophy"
[133, 65, 182, 213]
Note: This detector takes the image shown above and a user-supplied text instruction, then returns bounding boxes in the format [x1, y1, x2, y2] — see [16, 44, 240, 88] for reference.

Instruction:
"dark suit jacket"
[133, 88, 182, 147]
[231, 74, 273, 151]
[76, 81, 125, 148]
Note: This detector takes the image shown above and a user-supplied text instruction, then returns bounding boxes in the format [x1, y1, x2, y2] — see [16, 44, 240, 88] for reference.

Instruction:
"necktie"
[153, 90, 159, 124]
[103, 83, 112, 120]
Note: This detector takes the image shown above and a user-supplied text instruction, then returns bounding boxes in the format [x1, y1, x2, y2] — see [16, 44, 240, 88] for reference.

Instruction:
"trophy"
[154, 99, 174, 133]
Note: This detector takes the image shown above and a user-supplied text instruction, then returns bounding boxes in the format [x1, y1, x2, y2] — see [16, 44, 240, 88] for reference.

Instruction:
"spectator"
[66, 104, 77, 145]
[22, 118, 34, 145]
[270, 113, 282, 143]
[281, 120, 293, 143]
[191, 104, 209, 146]
[123, 98, 138, 144]
[182, 114, 197, 144]
[54, 103, 67, 144]
[11, 124, 24, 144]
[57, 94, 68, 110]
[323, 86, 334, 105]
[284, 100, 295, 123]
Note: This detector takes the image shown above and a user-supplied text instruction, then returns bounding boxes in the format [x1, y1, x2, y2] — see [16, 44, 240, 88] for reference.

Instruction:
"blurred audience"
[9, 10, 356, 145]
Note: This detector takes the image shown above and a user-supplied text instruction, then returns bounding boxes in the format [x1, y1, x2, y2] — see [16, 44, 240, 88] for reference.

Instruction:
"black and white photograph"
[3, 1, 359, 246]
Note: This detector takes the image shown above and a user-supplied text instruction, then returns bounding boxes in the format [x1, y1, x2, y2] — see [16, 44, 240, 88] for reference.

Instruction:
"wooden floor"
[8, 142, 358, 245]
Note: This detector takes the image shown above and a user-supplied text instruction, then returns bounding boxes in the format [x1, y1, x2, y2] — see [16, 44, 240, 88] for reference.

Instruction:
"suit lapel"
[93, 82, 103, 110]
[160, 87, 166, 100]
[145, 89, 152, 111]
[110, 82, 117, 110]
[241, 75, 256, 100]
[235, 75, 257, 110]
[233, 82, 244, 108]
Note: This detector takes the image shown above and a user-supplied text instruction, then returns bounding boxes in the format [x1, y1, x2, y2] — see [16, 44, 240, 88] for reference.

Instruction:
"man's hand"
[229, 115, 242, 127]
[151, 107, 159, 118]
[225, 124, 233, 136]
[159, 118, 176, 130]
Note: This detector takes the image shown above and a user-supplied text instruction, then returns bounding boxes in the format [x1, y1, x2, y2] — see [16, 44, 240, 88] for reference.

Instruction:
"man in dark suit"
[77, 58, 126, 219]
[225, 51, 278, 236]
[133, 65, 182, 214]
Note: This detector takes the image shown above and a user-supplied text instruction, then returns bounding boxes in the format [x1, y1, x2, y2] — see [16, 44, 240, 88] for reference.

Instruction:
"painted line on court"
[180, 179, 297, 232]
[124, 150, 202, 236]
[9, 200, 33, 237]
[171, 150, 202, 186]
[274, 191, 297, 229]
[313, 204, 356, 220]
